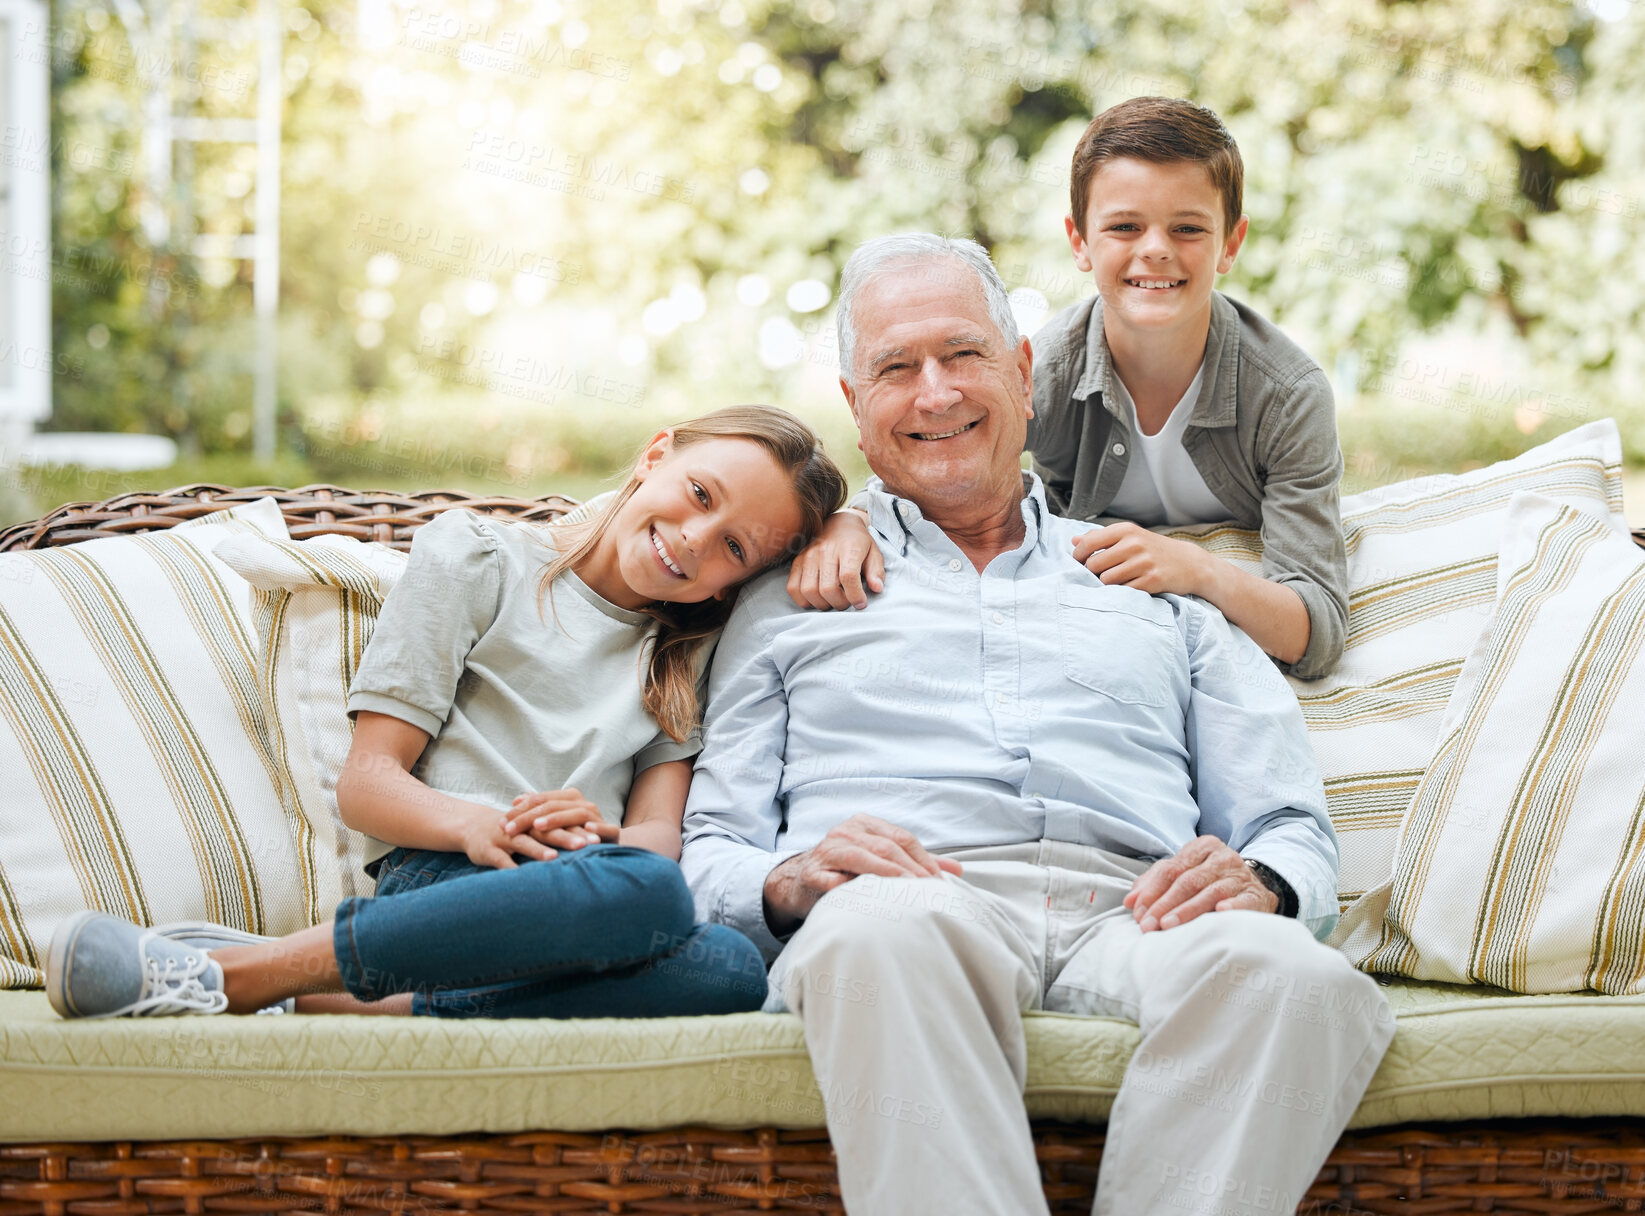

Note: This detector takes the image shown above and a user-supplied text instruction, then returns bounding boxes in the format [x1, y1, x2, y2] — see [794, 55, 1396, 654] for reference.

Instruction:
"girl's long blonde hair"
[537, 405, 847, 742]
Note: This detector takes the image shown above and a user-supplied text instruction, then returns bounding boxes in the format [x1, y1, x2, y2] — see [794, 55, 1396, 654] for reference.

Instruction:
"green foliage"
[37, 0, 1645, 507]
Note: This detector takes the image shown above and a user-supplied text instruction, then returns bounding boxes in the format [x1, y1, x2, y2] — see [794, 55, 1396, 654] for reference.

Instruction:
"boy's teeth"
[1131, 279, 1180, 289]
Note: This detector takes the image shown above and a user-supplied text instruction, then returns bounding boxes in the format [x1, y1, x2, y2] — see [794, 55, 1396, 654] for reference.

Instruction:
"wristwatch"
[1245, 859, 1298, 919]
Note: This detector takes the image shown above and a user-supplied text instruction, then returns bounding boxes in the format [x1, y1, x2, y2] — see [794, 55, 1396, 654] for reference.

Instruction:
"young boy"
[790, 96, 1347, 679]
[1028, 96, 1347, 678]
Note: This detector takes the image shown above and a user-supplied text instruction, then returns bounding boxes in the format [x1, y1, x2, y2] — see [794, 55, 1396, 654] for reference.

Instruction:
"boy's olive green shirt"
[1027, 291, 1347, 679]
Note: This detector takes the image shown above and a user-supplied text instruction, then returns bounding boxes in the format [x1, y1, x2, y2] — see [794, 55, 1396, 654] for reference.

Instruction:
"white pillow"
[0, 498, 311, 988]
[1333, 493, 1645, 992]
[214, 532, 409, 897]
[1167, 420, 1627, 910]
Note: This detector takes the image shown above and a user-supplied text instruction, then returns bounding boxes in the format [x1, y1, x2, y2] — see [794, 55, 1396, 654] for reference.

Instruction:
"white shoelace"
[95, 931, 230, 1019]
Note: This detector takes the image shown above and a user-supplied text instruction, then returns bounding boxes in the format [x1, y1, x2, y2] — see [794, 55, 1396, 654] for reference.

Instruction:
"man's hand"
[503, 789, 616, 852]
[787, 508, 885, 611]
[763, 813, 963, 936]
[1123, 835, 1278, 932]
[1072, 523, 1213, 597]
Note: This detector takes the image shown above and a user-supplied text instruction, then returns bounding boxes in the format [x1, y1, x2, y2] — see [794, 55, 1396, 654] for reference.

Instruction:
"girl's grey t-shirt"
[345, 508, 704, 867]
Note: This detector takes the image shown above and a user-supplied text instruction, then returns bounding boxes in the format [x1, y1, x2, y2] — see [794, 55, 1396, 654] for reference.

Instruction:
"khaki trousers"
[765, 840, 1394, 1216]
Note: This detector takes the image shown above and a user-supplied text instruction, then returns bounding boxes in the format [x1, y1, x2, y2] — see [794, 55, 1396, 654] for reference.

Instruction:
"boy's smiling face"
[1066, 156, 1248, 343]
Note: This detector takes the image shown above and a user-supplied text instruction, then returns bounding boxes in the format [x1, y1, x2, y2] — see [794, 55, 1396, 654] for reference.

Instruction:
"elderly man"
[680, 234, 1392, 1215]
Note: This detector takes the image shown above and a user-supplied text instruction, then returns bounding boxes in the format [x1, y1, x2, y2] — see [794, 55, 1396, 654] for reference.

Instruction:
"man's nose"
[913, 357, 963, 408]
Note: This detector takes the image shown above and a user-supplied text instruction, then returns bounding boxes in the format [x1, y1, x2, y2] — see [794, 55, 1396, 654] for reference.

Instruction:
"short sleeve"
[346, 509, 502, 737]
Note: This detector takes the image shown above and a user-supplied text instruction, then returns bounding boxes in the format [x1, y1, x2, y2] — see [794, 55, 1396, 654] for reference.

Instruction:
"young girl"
[46, 405, 847, 1020]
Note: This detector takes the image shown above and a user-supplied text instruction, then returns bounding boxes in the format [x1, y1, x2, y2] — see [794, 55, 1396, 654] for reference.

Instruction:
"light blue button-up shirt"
[681, 474, 1339, 960]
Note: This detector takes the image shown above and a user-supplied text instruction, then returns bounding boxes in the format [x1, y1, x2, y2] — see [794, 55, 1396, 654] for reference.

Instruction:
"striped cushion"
[0, 499, 314, 988]
[213, 533, 409, 898]
[1165, 420, 1626, 910]
[1333, 494, 1645, 992]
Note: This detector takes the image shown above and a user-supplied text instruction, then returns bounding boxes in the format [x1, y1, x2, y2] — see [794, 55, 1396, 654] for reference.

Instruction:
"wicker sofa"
[4, 484, 1645, 1216]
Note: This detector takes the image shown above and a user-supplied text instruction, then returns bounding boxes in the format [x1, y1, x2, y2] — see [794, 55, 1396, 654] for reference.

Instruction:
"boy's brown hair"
[1069, 96, 1244, 238]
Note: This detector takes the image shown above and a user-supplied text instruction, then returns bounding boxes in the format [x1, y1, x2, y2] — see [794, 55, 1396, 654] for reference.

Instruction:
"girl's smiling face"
[582, 434, 807, 609]
[1066, 156, 1248, 340]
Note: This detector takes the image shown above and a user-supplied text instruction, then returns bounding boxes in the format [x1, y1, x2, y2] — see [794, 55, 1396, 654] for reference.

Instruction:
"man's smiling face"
[840, 259, 1033, 511]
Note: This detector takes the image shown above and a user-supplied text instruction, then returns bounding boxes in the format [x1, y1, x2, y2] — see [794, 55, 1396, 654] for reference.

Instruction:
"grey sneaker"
[153, 920, 277, 951]
[47, 910, 229, 1019]
[154, 921, 294, 1014]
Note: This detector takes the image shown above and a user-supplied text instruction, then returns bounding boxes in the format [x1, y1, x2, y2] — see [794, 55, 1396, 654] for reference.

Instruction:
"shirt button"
[1112, 442, 1126, 456]
[948, 558, 962, 571]
[991, 611, 1006, 625]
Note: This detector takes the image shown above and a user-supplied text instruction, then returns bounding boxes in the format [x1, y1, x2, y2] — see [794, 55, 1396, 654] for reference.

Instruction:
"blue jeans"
[332, 844, 768, 1018]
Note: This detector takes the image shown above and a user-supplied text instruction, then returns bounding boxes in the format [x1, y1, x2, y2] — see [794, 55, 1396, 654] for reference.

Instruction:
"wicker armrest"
[0, 485, 583, 553]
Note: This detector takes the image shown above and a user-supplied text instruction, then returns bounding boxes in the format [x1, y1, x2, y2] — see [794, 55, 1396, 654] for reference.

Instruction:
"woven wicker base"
[6, 1121, 1645, 1215]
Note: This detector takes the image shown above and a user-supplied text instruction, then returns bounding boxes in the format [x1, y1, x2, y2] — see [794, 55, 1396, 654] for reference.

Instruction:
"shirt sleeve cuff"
[716, 847, 806, 965]
[345, 689, 447, 738]
[1272, 576, 1344, 682]
[1240, 843, 1339, 943]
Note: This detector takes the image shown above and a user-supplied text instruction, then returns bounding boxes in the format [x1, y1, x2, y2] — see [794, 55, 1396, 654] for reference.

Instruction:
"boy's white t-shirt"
[1103, 362, 1230, 527]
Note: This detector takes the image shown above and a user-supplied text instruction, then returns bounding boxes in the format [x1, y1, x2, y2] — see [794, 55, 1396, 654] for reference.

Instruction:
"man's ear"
[839, 377, 864, 452]
[1065, 214, 1093, 274]
[1217, 215, 1250, 276]
[1017, 334, 1034, 417]
[634, 429, 674, 481]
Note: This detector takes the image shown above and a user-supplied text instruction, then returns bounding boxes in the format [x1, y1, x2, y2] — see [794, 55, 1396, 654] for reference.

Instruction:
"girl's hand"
[786, 508, 884, 611]
[460, 808, 557, 869]
[505, 789, 616, 851]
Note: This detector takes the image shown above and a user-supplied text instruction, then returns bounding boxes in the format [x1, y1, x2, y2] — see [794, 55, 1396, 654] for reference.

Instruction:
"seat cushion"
[6, 980, 1645, 1141]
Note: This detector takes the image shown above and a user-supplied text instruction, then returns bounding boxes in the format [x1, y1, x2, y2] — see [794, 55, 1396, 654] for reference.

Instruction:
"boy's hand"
[787, 508, 884, 611]
[1072, 523, 1211, 597]
[505, 789, 615, 851]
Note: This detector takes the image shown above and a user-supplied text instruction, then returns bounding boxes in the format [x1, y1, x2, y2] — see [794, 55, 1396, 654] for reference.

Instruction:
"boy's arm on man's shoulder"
[679, 585, 803, 963]
[1252, 367, 1349, 680]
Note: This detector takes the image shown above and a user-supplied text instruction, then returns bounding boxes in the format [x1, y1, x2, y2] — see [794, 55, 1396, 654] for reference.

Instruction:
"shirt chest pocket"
[1055, 585, 1179, 708]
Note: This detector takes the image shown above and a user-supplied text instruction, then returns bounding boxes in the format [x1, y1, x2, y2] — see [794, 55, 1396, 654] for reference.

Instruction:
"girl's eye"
[728, 538, 745, 562]
[692, 482, 709, 505]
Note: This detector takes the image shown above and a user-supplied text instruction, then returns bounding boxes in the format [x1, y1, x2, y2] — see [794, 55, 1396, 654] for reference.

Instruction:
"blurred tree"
[44, 0, 1645, 457]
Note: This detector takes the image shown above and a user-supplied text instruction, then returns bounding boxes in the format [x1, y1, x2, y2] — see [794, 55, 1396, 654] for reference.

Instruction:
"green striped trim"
[1368, 508, 1591, 975]
[143, 534, 288, 932]
[1297, 661, 1461, 730]
[262, 538, 385, 596]
[1590, 786, 1645, 993]
[0, 853, 40, 973]
[254, 586, 322, 925]
[1471, 547, 1645, 989]
[0, 957, 41, 988]
[1345, 557, 1496, 649]
[1342, 457, 1620, 557]
[35, 546, 258, 929]
[1323, 771, 1424, 833]
[0, 602, 149, 924]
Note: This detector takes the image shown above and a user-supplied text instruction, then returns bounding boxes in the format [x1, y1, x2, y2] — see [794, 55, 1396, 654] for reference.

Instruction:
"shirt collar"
[862, 472, 1048, 558]
[1072, 292, 1240, 429]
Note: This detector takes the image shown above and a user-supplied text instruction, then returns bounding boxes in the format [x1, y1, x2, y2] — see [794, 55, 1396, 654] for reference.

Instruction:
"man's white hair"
[836, 234, 1020, 383]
